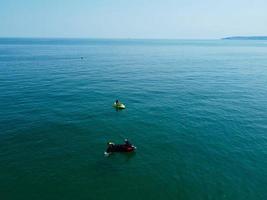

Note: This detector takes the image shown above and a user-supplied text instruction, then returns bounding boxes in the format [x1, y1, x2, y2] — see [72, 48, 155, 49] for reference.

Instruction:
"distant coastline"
[222, 36, 267, 40]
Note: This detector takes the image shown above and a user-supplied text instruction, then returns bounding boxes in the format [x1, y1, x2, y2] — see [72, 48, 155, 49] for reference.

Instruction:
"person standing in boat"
[124, 139, 131, 146]
[115, 100, 120, 105]
[106, 142, 114, 153]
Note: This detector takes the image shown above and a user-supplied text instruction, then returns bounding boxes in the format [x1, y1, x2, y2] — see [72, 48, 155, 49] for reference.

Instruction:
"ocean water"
[0, 38, 267, 200]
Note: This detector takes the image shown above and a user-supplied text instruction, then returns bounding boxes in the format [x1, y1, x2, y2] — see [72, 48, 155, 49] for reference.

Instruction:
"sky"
[0, 0, 267, 39]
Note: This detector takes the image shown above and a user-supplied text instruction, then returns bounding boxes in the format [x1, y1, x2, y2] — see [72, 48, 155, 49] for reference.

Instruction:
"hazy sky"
[1, 0, 267, 38]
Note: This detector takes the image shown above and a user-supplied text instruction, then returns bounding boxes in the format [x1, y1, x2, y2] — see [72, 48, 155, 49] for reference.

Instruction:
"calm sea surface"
[0, 38, 267, 200]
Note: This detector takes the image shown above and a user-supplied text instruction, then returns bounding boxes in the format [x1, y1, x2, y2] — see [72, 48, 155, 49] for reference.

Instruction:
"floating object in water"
[113, 102, 125, 109]
[104, 141, 136, 156]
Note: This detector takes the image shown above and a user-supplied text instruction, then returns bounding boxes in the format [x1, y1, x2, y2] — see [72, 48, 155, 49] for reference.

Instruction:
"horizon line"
[0, 36, 221, 40]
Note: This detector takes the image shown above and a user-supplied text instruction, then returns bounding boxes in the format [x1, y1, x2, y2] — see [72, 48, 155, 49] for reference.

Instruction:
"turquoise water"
[0, 39, 267, 200]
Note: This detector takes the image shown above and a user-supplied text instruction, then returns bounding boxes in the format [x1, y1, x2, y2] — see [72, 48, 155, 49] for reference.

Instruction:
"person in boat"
[115, 100, 120, 105]
[107, 142, 114, 147]
[124, 139, 131, 146]
[106, 142, 114, 153]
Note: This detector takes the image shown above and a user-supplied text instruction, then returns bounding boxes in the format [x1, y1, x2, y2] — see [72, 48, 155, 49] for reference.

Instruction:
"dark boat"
[105, 141, 136, 155]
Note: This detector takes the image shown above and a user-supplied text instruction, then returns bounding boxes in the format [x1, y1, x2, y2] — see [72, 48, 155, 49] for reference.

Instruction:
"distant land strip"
[222, 36, 267, 40]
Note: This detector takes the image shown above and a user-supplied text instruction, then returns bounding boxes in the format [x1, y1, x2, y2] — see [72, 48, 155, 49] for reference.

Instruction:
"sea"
[0, 38, 266, 200]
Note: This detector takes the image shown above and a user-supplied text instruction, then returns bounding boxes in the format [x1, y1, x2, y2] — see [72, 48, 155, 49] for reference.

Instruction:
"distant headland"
[222, 36, 267, 40]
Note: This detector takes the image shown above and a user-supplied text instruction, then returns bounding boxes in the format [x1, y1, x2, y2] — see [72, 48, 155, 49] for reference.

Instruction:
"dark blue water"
[0, 38, 267, 200]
